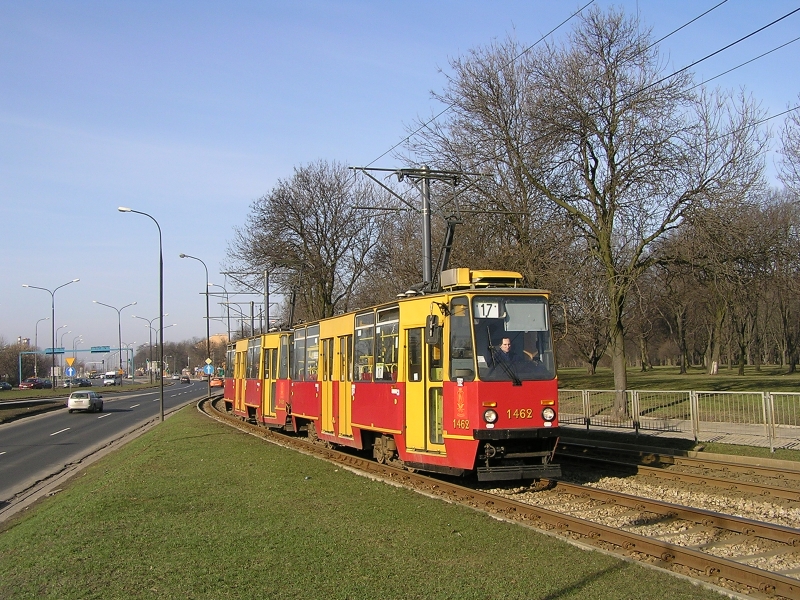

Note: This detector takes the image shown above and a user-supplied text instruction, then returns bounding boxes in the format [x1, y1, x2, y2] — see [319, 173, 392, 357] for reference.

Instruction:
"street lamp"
[122, 342, 136, 381]
[34, 316, 50, 377]
[93, 300, 137, 373]
[132, 313, 167, 383]
[119, 206, 163, 422]
[180, 253, 211, 397]
[208, 283, 230, 343]
[22, 278, 79, 387]
[59, 330, 71, 376]
[72, 335, 83, 358]
[70, 335, 83, 386]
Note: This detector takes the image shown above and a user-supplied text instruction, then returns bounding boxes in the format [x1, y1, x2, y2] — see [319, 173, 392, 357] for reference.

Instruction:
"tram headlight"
[541, 407, 556, 422]
[483, 409, 498, 424]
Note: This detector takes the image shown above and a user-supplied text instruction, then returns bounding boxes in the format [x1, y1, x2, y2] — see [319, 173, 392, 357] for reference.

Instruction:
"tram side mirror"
[425, 314, 441, 345]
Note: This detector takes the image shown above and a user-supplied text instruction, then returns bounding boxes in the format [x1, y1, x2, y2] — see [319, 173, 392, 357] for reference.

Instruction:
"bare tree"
[779, 98, 800, 195]
[407, 7, 766, 412]
[227, 161, 387, 321]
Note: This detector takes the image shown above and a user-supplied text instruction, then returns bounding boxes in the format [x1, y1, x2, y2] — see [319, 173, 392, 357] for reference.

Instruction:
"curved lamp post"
[119, 206, 163, 422]
[34, 316, 50, 377]
[180, 253, 211, 397]
[132, 313, 167, 383]
[22, 278, 79, 386]
[93, 300, 137, 373]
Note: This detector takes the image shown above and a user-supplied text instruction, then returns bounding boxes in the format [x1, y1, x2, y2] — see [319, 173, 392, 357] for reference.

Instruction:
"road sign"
[66, 357, 75, 366]
[205, 358, 213, 365]
[45, 347, 65, 355]
[203, 364, 214, 375]
[65, 366, 76, 377]
[90, 346, 111, 353]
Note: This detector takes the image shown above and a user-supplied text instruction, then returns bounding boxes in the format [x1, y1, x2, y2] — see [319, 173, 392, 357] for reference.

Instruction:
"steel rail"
[558, 438, 800, 483]
[557, 452, 800, 501]
[200, 398, 800, 598]
[551, 480, 800, 546]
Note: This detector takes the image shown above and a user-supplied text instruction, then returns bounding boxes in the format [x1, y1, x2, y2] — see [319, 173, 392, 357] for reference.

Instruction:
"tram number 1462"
[507, 408, 534, 419]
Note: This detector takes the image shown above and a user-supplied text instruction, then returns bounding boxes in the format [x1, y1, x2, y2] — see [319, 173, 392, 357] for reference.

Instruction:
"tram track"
[557, 438, 800, 485]
[199, 397, 800, 599]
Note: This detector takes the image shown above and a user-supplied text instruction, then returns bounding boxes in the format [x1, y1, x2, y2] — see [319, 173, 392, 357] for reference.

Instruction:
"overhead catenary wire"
[365, 0, 737, 169]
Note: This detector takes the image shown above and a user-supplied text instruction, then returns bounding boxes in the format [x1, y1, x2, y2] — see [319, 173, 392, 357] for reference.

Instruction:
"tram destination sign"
[90, 346, 111, 353]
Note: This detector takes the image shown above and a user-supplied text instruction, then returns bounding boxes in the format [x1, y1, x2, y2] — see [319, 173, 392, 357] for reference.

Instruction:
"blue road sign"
[90, 346, 111, 353]
[65, 366, 76, 377]
[203, 364, 214, 375]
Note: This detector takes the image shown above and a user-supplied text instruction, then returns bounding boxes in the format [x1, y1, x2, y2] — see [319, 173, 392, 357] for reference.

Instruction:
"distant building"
[210, 333, 229, 345]
[17, 337, 30, 346]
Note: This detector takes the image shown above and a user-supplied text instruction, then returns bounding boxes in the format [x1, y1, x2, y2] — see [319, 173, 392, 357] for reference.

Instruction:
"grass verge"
[0, 407, 724, 600]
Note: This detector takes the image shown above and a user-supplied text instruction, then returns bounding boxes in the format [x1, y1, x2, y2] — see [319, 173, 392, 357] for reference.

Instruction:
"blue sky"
[2, 1, 799, 361]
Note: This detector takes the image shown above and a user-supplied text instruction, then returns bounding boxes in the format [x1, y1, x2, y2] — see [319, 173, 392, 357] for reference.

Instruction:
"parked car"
[67, 390, 103, 413]
[0, 381, 12, 391]
[19, 377, 44, 390]
[180, 375, 191, 383]
[171, 373, 180, 380]
[42, 379, 53, 389]
[209, 377, 224, 388]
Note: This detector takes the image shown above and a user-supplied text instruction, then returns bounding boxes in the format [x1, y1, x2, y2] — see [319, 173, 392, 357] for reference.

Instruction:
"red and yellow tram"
[223, 268, 561, 481]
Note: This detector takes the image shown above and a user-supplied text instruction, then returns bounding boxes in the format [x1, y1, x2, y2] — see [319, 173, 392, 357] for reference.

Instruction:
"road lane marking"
[51, 428, 70, 436]
[98, 414, 111, 419]
[129, 404, 140, 408]
[0, 451, 6, 456]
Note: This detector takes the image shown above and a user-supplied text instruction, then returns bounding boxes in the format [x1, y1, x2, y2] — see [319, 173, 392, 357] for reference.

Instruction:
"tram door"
[404, 328, 446, 453]
[261, 343, 278, 419]
[337, 335, 353, 437]
[234, 345, 247, 414]
[320, 337, 335, 434]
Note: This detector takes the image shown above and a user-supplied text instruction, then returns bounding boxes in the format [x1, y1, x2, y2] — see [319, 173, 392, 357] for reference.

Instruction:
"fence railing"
[558, 389, 800, 452]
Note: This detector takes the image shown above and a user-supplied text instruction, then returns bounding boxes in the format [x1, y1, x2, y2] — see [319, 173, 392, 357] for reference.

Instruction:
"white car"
[67, 390, 104, 413]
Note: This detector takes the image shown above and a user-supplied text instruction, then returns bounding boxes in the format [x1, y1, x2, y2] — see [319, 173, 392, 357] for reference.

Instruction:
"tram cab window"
[473, 295, 555, 381]
[375, 307, 399, 381]
[354, 312, 375, 381]
[449, 296, 475, 381]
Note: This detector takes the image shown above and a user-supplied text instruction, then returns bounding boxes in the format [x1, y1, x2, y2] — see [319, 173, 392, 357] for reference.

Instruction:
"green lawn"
[0, 407, 724, 600]
[557, 364, 800, 392]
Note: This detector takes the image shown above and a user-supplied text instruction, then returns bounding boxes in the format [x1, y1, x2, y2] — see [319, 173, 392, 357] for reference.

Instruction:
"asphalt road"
[0, 380, 207, 518]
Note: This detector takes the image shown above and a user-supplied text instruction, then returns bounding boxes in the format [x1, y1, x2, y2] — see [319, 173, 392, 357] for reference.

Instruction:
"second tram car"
[223, 268, 561, 481]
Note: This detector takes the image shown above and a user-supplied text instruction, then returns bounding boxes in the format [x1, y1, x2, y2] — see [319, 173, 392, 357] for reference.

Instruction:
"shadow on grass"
[540, 562, 628, 599]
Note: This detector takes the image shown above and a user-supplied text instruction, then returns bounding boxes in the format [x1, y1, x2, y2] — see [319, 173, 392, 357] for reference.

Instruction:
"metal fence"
[558, 389, 800, 452]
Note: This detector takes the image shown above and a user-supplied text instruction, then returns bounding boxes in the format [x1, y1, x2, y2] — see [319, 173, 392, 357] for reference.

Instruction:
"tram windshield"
[472, 295, 555, 382]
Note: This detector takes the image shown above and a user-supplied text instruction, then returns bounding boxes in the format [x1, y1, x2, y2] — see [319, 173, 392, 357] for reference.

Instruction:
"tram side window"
[247, 339, 260, 379]
[375, 307, 399, 381]
[429, 334, 443, 382]
[407, 329, 422, 382]
[339, 335, 352, 382]
[305, 325, 319, 381]
[293, 330, 306, 381]
[279, 335, 290, 379]
[354, 312, 374, 381]
[449, 296, 474, 381]
[225, 347, 234, 378]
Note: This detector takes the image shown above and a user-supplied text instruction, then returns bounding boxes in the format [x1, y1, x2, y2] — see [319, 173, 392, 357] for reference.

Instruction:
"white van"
[103, 371, 122, 386]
